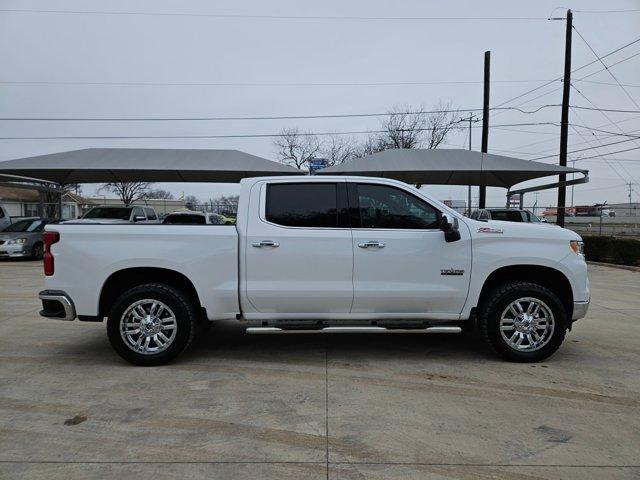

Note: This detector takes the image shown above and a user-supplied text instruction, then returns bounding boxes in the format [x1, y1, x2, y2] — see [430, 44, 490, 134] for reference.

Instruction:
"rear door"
[349, 182, 471, 316]
[244, 180, 353, 314]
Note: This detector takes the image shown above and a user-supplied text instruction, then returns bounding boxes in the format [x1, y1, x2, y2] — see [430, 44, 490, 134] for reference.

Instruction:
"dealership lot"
[0, 261, 638, 479]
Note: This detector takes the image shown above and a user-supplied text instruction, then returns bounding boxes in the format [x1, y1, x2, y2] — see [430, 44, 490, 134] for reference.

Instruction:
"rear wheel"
[107, 283, 196, 366]
[478, 281, 567, 362]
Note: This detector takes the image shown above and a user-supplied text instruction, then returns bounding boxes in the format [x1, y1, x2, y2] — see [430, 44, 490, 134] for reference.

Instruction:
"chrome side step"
[246, 326, 462, 335]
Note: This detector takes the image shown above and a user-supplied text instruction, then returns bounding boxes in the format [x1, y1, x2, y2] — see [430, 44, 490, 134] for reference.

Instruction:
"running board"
[246, 326, 462, 335]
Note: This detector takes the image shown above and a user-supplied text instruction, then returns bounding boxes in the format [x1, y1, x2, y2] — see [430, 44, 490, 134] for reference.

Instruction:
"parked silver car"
[0, 218, 57, 259]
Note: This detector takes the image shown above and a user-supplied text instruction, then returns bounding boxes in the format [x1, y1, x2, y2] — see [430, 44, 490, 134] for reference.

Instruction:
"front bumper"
[0, 244, 29, 257]
[572, 299, 590, 321]
[39, 290, 76, 321]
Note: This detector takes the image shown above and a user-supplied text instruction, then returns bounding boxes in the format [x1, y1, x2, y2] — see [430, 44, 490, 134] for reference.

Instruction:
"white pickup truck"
[39, 176, 589, 365]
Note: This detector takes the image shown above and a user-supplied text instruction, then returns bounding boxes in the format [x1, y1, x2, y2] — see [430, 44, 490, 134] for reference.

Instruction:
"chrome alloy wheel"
[119, 299, 177, 355]
[499, 297, 555, 352]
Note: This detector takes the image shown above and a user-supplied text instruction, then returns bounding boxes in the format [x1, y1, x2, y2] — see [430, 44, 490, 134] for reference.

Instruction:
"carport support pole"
[556, 9, 572, 228]
[479, 51, 490, 209]
[58, 183, 63, 219]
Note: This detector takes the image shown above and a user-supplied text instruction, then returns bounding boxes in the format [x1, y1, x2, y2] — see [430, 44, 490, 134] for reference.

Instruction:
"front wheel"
[107, 283, 196, 366]
[478, 281, 567, 362]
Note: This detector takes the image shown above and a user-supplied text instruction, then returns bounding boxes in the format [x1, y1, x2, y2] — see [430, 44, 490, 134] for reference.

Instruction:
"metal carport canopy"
[316, 148, 587, 188]
[0, 148, 302, 184]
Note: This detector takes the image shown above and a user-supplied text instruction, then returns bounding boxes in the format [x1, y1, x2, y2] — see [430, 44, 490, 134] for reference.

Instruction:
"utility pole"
[479, 50, 490, 208]
[557, 9, 572, 227]
[460, 113, 479, 215]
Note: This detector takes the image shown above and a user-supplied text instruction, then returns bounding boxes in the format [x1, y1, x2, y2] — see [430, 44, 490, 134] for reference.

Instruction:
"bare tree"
[321, 135, 358, 166]
[423, 102, 462, 149]
[352, 135, 388, 158]
[376, 103, 461, 151]
[100, 182, 153, 206]
[273, 128, 321, 170]
[145, 188, 174, 200]
[184, 195, 199, 210]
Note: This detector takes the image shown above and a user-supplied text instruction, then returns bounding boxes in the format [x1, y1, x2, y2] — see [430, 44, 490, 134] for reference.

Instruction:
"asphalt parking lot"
[0, 261, 639, 479]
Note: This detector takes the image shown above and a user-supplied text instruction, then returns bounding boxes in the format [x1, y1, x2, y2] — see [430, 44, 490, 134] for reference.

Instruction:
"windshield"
[162, 214, 206, 225]
[3, 219, 45, 232]
[84, 207, 132, 220]
[490, 211, 525, 222]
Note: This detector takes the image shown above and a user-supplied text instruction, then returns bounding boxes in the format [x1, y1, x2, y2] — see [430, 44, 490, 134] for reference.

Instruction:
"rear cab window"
[265, 182, 349, 228]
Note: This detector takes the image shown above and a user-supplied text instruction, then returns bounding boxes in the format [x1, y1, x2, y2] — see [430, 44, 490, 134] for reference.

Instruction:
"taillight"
[43, 231, 60, 276]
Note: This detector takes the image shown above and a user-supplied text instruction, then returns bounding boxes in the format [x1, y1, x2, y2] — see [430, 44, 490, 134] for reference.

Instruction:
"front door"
[348, 182, 471, 316]
[245, 180, 353, 314]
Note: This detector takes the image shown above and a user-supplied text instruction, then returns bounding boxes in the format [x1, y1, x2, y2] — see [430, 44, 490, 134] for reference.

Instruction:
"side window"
[352, 184, 439, 229]
[0, 208, 4, 219]
[144, 208, 157, 220]
[132, 207, 144, 220]
[266, 183, 346, 228]
[479, 211, 489, 221]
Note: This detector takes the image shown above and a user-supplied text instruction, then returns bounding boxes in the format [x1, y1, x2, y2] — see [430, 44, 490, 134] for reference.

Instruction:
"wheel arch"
[99, 267, 205, 320]
[476, 265, 574, 319]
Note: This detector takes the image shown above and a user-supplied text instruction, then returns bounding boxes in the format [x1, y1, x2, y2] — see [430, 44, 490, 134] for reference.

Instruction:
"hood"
[466, 218, 581, 241]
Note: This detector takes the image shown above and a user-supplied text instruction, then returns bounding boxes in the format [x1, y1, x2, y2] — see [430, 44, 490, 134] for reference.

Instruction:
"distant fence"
[188, 202, 238, 217]
[476, 205, 640, 239]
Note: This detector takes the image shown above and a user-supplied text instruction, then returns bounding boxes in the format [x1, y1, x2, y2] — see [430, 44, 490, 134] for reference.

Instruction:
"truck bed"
[45, 224, 240, 320]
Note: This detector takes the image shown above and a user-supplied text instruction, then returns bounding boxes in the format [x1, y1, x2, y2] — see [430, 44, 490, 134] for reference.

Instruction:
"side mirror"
[133, 215, 146, 222]
[440, 215, 461, 243]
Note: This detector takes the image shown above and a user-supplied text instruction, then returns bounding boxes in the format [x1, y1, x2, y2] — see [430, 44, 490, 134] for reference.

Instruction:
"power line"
[0, 79, 557, 87]
[576, 145, 640, 160]
[0, 8, 555, 21]
[493, 35, 640, 109]
[3, 104, 639, 122]
[573, 26, 640, 111]
[0, 122, 561, 140]
[529, 136, 640, 160]
[574, 9, 640, 14]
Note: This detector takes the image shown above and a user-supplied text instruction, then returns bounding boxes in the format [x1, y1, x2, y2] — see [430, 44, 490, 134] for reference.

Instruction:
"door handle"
[252, 240, 280, 248]
[358, 241, 385, 249]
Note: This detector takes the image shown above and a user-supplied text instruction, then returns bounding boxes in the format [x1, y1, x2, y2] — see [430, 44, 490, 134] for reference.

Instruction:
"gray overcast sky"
[1, 0, 639, 207]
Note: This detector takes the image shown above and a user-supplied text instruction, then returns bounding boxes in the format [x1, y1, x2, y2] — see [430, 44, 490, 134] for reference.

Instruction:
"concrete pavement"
[0, 260, 638, 479]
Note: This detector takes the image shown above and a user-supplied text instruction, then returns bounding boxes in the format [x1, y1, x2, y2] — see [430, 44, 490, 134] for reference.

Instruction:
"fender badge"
[441, 269, 465, 276]
[477, 227, 504, 234]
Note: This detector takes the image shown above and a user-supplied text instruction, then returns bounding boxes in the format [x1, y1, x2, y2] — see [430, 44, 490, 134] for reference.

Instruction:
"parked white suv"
[39, 176, 589, 365]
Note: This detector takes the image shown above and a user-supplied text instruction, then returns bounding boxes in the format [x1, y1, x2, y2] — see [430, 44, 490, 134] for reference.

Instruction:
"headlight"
[570, 240, 584, 256]
[6, 238, 27, 245]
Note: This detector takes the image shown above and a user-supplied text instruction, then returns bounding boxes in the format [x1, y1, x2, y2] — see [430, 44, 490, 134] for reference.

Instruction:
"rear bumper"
[39, 290, 76, 321]
[572, 299, 590, 321]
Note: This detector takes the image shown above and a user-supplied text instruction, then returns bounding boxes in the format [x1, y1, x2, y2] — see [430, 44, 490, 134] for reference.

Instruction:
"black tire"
[31, 242, 44, 260]
[478, 281, 567, 362]
[107, 283, 196, 366]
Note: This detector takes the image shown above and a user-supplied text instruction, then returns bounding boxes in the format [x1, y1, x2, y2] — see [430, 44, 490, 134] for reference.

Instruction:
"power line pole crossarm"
[557, 9, 573, 228]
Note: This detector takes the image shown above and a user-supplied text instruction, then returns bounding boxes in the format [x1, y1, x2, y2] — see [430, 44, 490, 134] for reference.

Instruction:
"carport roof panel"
[0, 148, 303, 184]
[317, 148, 587, 188]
